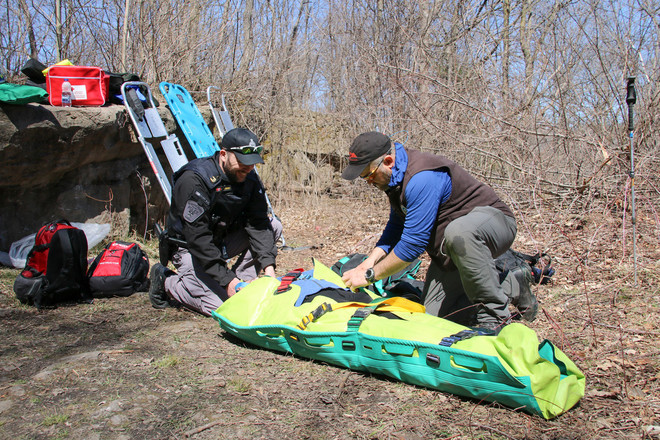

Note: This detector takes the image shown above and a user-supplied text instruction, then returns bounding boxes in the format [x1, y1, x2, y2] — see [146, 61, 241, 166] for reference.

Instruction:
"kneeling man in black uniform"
[149, 128, 281, 316]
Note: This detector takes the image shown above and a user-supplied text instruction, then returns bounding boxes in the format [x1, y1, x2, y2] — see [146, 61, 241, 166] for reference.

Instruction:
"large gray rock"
[0, 102, 185, 251]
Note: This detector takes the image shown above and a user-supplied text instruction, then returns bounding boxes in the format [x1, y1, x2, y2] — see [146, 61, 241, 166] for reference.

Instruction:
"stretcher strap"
[296, 302, 333, 330]
[346, 305, 379, 332]
[439, 329, 485, 347]
[276, 268, 305, 294]
[294, 295, 425, 332]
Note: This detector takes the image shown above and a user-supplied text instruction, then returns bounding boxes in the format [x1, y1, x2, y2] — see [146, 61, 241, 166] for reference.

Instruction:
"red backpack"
[87, 241, 150, 297]
[13, 220, 90, 308]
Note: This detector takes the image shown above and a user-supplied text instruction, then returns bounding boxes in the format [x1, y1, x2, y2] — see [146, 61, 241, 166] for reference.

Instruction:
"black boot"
[511, 265, 538, 321]
[149, 263, 176, 309]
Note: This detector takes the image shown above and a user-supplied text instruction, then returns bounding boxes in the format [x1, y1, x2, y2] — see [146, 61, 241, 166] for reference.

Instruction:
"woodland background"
[5, 0, 659, 296]
[4, 0, 659, 210]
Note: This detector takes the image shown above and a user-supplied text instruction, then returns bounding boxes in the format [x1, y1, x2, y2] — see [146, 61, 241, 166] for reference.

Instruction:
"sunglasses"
[360, 156, 386, 182]
[229, 145, 263, 155]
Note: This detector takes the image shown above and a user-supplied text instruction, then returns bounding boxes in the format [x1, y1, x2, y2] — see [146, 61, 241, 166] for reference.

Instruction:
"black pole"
[626, 76, 637, 285]
[627, 77, 636, 129]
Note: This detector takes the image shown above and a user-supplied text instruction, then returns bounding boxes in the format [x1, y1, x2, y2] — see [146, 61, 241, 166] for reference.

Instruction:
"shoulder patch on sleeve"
[183, 200, 205, 223]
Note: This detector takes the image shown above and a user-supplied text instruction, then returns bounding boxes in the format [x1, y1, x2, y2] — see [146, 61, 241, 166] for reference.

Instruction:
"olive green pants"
[422, 206, 517, 327]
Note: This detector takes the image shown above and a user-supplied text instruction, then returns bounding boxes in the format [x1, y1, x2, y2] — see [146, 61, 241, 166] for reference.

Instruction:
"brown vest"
[386, 148, 514, 269]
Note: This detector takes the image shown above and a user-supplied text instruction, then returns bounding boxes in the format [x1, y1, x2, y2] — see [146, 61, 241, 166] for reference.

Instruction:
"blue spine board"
[159, 82, 220, 158]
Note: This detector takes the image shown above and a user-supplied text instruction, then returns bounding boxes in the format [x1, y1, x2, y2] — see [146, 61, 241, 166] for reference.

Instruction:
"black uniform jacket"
[167, 153, 277, 287]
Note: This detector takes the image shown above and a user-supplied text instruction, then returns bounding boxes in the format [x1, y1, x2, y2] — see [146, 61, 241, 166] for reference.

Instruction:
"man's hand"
[263, 265, 276, 278]
[342, 267, 370, 291]
[341, 248, 385, 291]
[226, 278, 242, 297]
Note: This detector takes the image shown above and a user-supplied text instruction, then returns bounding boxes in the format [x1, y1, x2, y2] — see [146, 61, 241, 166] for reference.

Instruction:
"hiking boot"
[149, 263, 173, 309]
[512, 265, 538, 321]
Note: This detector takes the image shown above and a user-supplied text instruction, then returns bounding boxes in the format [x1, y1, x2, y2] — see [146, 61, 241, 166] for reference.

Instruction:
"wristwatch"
[364, 268, 376, 284]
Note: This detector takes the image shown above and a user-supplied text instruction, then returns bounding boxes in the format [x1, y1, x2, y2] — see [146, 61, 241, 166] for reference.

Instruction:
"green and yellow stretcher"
[211, 259, 584, 419]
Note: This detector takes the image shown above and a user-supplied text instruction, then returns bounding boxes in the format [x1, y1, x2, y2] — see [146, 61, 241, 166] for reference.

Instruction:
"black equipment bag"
[331, 253, 424, 301]
[21, 58, 47, 83]
[13, 220, 90, 308]
[495, 249, 555, 285]
[105, 72, 141, 104]
[87, 241, 150, 297]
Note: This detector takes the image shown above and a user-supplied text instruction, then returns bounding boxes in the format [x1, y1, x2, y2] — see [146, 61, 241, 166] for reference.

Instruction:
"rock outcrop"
[0, 102, 182, 251]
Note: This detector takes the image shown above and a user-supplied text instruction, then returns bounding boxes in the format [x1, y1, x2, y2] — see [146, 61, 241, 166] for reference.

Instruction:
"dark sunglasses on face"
[229, 145, 263, 155]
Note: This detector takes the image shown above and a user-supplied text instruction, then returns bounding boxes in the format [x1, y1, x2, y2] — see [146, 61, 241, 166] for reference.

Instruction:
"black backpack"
[331, 253, 424, 301]
[13, 220, 90, 308]
[104, 72, 141, 104]
[87, 241, 150, 297]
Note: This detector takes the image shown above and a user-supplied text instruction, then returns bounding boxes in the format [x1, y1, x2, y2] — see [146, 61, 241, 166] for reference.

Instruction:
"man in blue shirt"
[341, 132, 536, 333]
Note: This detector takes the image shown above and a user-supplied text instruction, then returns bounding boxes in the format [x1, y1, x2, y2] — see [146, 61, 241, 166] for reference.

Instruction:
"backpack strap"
[55, 229, 75, 282]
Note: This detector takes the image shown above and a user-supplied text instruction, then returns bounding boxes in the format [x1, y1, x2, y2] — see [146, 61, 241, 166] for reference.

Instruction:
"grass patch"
[227, 377, 251, 393]
[52, 429, 70, 440]
[155, 354, 181, 369]
[42, 413, 69, 426]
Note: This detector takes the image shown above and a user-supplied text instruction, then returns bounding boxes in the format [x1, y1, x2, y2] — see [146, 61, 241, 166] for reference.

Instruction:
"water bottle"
[61, 79, 72, 107]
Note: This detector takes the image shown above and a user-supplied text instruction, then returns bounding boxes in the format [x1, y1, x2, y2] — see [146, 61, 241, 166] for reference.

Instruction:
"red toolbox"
[46, 65, 109, 106]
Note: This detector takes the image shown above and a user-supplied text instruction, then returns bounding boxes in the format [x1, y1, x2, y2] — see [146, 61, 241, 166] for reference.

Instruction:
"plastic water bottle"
[61, 79, 72, 107]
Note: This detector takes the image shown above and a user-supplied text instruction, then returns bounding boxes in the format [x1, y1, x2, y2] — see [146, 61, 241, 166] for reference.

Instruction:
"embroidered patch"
[183, 200, 205, 223]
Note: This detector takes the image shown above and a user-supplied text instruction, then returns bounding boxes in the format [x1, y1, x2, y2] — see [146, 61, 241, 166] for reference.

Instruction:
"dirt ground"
[1, 189, 659, 440]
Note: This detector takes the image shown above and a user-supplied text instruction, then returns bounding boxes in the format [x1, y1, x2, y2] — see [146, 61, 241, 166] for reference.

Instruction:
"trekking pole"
[626, 76, 638, 285]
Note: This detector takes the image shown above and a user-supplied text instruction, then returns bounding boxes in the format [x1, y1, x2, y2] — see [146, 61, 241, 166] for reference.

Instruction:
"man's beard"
[225, 167, 247, 183]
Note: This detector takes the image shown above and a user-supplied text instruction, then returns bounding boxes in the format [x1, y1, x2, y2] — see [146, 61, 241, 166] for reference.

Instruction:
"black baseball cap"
[221, 128, 264, 166]
[341, 131, 392, 180]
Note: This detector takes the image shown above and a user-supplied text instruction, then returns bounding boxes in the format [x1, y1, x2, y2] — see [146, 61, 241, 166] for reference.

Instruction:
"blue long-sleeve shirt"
[375, 143, 452, 262]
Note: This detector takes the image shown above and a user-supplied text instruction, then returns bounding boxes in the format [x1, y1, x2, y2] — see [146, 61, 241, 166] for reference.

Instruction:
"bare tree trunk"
[520, 0, 533, 99]
[502, 0, 511, 99]
[121, 0, 130, 71]
[17, 0, 37, 59]
[270, 0, 307, 100]
[236, 0, 255, 82]
[55, 0, 63, 61]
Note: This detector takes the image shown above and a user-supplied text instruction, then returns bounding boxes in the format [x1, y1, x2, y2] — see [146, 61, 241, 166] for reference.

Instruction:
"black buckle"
[346, 307, 374, 332]
[352, 308, 373, 319]
[439, 329, 479, 347]
[426, 353, 441, 366]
